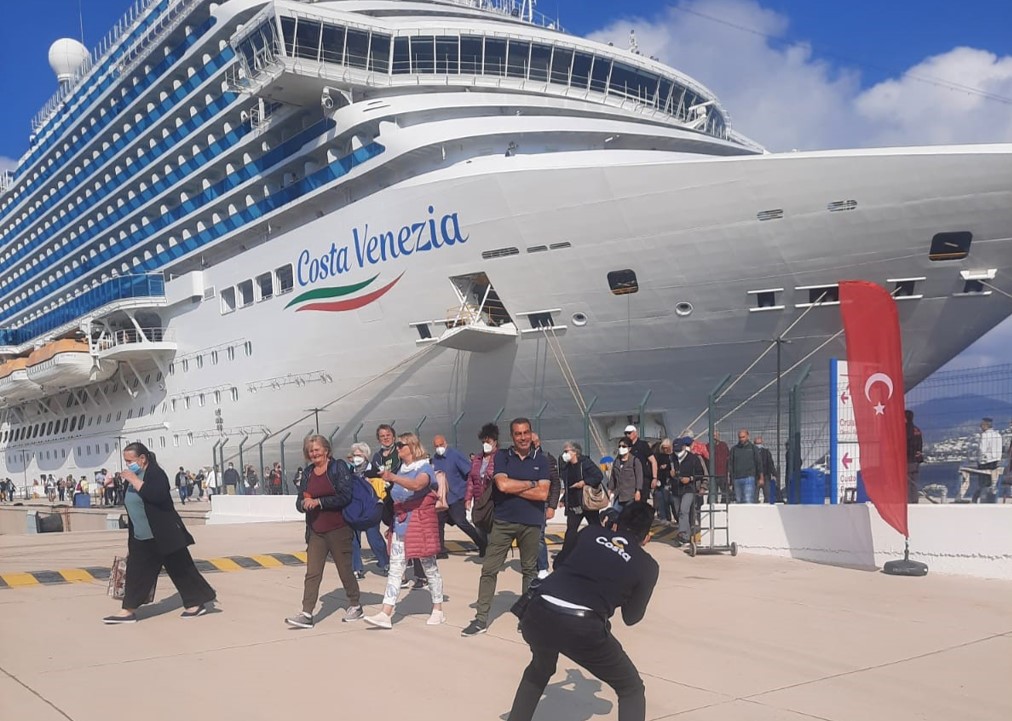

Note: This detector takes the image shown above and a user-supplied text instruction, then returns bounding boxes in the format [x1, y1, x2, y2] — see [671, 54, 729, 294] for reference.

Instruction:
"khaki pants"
[474, 520, 541, 625]
[302, 525, 360, 613]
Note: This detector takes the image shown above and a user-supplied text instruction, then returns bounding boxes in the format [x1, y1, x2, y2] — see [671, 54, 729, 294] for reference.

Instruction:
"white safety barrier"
[728, 503, 1012, 580]
[206, 495, 305, 525]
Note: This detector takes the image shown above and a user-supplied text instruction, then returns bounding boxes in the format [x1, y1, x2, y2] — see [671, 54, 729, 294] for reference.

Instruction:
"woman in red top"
[285, 435, 362, 629]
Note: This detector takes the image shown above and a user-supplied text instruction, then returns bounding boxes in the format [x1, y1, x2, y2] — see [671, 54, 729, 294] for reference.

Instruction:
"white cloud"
[0, 156, 17, 173]
[586, 0, 1012, 151]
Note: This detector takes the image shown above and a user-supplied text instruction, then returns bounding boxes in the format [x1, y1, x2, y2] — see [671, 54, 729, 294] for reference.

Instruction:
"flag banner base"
[882, 539, 928, 576]
[882, 558, 929, 577]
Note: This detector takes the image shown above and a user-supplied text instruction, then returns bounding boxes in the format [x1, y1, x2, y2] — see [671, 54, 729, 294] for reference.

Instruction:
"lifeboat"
[25, 340, 117, 389]
[0, 357, 43, 402]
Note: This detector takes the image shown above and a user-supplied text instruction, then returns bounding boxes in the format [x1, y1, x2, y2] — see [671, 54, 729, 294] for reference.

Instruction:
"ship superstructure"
[1, 0, 1010, 482]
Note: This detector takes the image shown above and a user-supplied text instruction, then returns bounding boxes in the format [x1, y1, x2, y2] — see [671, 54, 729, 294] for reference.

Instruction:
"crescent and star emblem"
[863, 372, 894, 416]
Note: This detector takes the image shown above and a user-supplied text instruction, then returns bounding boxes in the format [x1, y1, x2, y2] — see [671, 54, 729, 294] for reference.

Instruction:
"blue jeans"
[351, 524, 390, 572]
[178, 485, 188, 502]
[652, 487, 674, 521]
[734, 476, 756, 504]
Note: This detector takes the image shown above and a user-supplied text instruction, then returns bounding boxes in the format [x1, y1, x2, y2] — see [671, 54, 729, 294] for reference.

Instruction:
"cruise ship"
[2, 0, 1010, 484]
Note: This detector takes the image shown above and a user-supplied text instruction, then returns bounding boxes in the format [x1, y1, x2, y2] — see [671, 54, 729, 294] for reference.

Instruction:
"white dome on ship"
[48, 38, 90, 84]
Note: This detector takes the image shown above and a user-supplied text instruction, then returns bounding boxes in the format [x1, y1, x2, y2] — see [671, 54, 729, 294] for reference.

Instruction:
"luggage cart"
[688, 477, 737, 558]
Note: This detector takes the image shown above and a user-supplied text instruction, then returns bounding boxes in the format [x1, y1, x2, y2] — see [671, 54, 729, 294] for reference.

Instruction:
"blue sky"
[0, 0, 1010, 369]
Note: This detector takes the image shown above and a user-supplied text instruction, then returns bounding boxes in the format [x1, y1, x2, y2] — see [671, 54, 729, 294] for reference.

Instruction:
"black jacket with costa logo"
[539, 525, 659, 625]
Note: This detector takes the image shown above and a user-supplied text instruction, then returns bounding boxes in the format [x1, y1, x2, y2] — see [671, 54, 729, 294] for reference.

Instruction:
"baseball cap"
[624, 424, 637, 433]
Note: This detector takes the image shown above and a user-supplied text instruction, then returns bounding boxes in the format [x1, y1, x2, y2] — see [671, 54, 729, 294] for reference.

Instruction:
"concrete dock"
[1, 521, 1009, 721]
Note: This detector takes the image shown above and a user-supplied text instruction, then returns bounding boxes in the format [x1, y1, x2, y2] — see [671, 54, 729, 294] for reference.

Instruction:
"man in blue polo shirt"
[462, 418, 550, 637]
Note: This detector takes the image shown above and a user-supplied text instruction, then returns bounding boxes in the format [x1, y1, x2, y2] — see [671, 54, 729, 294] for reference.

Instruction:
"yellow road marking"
[251, 555, 283, 568]
[2, 573, 41, 587]
[59, 569, 95, 583]
[208, 557, 243, 572]
[292, 551, 308, 563]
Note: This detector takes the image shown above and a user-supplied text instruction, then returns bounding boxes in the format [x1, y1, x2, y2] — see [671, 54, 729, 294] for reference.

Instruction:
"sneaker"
[536, 569, 550, 580]
[427, 609, 446, 626]
[354, 570, 366, 579]
[285, 612, 314, 629]
[436, 551, 449, 560]
[342, 605, 364, 623]
[400, 577, 413, 589]
[180, 605, 208, 618]
[102, 613, 137, 624]
[461, 619, 487, 637]
[363, 611, 393, 629]
[411, 578, 428, 590]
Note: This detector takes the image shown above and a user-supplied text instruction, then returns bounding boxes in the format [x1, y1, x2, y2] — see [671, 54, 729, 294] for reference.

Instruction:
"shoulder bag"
[581, 461, 610, 511]
[471, 482, 496, 533]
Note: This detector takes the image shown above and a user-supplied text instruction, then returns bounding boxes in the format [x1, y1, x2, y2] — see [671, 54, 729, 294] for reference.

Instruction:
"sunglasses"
[394, 441, 408, 449]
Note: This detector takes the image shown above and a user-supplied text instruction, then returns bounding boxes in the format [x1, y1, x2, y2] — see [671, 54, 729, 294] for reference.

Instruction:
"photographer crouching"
[507, 501, 658, 721]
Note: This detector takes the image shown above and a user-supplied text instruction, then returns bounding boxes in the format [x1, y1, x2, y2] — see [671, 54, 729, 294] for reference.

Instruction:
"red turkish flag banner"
[839, 281, 909, 538]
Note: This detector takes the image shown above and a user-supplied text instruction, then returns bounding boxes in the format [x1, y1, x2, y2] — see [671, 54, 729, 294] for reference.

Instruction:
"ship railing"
[95, 327, 175, 351]
[0, 171, 12, 195]
[116, 0, 203, 78]
[444, 1, 563, 31]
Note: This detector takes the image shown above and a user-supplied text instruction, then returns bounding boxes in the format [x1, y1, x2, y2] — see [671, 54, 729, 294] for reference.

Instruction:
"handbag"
[580, 462, 610, 511]
[107, 555, 156, 603]
[471, 482, 496, 533]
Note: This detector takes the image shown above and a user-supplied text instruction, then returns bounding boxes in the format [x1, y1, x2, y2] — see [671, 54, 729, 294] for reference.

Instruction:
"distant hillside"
[907, 394, 1012, 442]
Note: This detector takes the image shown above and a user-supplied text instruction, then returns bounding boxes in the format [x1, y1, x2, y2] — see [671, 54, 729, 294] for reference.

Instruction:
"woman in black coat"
[103, 442, 216, 624]
[555, 441, 605, 567]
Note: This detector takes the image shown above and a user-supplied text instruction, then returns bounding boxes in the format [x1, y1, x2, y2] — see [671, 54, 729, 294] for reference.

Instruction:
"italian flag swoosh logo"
[286, 273, 404, 312]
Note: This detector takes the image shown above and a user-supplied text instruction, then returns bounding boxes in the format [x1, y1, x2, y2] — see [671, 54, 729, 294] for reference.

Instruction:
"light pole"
[305, 408, 324, 434]
[772, 336, 791, 492]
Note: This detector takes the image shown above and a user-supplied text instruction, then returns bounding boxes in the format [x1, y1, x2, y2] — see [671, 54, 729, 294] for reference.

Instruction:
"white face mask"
[618, 446, 630, 456]
[435, 446, 446, 456]
[562, 451, 573, 464]
[352, 455, 366, 467]
[482, 442, 494, 454]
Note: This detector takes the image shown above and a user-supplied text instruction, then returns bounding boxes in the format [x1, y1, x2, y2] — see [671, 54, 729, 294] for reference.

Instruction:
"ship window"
[182, 359, 189, 372]
[196, 355, 203, 369]
[187, 433, 193, 447]
[127, 408, 134, 419]
[484, 38, 506, 76]
[275, 264, 294, 294]
[294, 19, 322, 61]
[551, 48, 573, 84]
[369, 34, 390, 73]
[590, 56, 611, 93]
[230, 387, 239, 402]
[214, 390, 221, 404]
[116, 411, 122, 421]
[658, 79, 673, 111]
[962, 279, 986, 294]
[460, 36, 482, 74]
[320, 24, 345, 64]
[244, 341, 253, 356]
[530, 43, 551, 82]
[610, 62, 658, 103]
[414, 323, 432, 340]
[929, 231, 972, 261]
[392, 37, 410, 74]
[184, 397, 190, 410]
[105, 413, 111, 424]
[607, 269, 639, 295]
[171, 399, 177, 412]
[160, 437, 166, 448]
[220, 286, 236, 314]
[173, 435, 179, 447]
[46, 421, 53, 435]
[227, 346, 235, 361]
[211, 350, 219, 365]
[256, 272, 273, 300]
[169, 362, 175, 375]
[894, 280, 917, 297]
[280, 16, 296, 56]
[410, 36, 434, 74]
[345, 29, 369, 69]
[571, 52, 592, 89]
[507, 40, 531, 79]
[808, 286, 839, 304]
[69, 416, 77, 432]
[198, 394, 205, 407]
[237, 279, 254, 307]
[436, 36, 458, 74]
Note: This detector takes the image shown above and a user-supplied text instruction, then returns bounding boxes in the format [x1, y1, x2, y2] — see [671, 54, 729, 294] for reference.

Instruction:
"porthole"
[571, 312, 588, 327]
[674, 302, 693, 317]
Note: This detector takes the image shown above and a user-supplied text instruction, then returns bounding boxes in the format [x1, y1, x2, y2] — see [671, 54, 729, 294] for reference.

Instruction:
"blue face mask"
[127, 462, 142, 474]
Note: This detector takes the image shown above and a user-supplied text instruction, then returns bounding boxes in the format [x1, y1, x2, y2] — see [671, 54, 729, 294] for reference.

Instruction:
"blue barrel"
[799, 469, 827, 504]
[73, 492, 91, 508]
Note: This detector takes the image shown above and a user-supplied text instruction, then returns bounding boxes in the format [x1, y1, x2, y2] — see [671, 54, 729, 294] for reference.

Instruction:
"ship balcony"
[95, 327, 177, 362]
[0, 274, 166, 352]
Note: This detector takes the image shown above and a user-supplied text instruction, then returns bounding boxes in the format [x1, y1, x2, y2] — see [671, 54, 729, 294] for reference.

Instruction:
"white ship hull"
[4, 142, 1010, 478]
